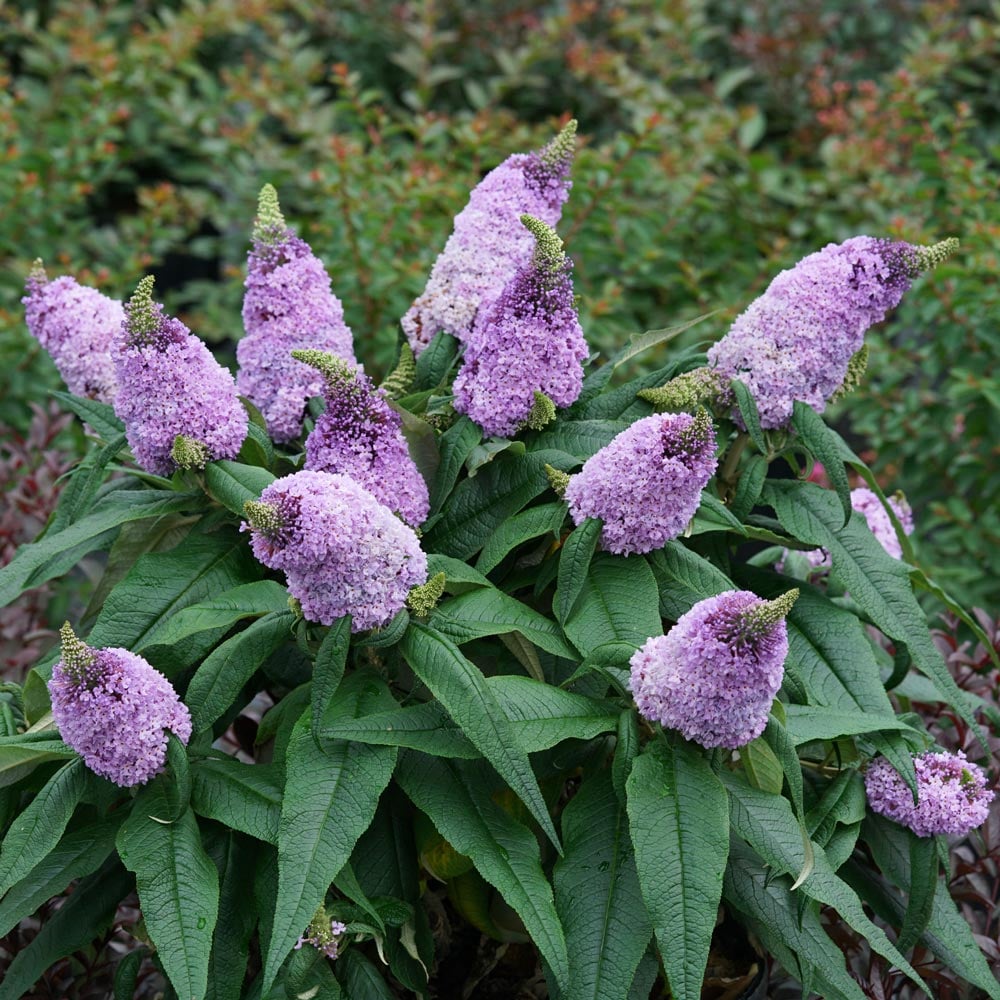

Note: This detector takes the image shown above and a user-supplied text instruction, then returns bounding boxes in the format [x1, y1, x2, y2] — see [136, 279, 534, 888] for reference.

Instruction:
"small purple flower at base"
[707, 236, 958, 429]
[237, 185, 356, 442]
[49, 623, 191, 788]
[865, 750, 994, 838]
[630, 589, 797, 749]
[242, 470, 427, 631]
[295, 908, 348, 961]
[113, 276, 247, 476]
[452, 215, 588, 437]
[23, 261, 123, 404]
[565, 410, 718, 555]
[401, 121, 576, 355]
[294, 349, 429, 527]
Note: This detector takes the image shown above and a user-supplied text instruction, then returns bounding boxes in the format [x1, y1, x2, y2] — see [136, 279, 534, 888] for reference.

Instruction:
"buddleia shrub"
[1, 123, 999, 1000]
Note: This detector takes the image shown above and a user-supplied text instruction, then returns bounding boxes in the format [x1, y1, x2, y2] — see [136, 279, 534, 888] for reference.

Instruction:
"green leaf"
[429, 416, 480, 515]
[391, 398, 439, 489]
[425, 553, 491, 592]
[398, 624, 561, 853]
[790, 401, 852, 527]
[741, 736, 784, 795]
[612, 710, 640, 803]
[397, 754, 569, 991]
[0, 489, 202, 607]
[139, 580, 291, 650]
[339, 950, 396, 999]
[48, 432, 128, 531]
[896, 834, 938, 953]
[730, 454, 768, 520]
[688, 492, 747, 536]
[325, 700, 477, 759]
[163, 732, 192, 821]
[187, 611, 296, 732]
[527, 419, 630, 461]
[0, 858, 132, 1000]
[0, 815, 121, 936]
[204, 459, 277, 515]
[721, 770, 928, 992]
[430, 587, 576, 659]
[413, 331, 459, 390]
[312, 616, 352, 742]
[730, 380, 766, 454]
[52, 390, 125, 439]
[0, 737, 76, 789]
[646, 542, 734, 621]
[724, 839, 869, 1000]
[553, 769, 652, 1000]
[563, 553, 661, 657]
[423, 448, 577, 558]
[783, 704, 920, 744]
[626, 741, 729, 1000]
[475, 502, 566, 575]
[763, 480, 981, 740]
[237, 419, 276, 470]
[116, 787, 220, 1000]
[207, 832, 259, 1000]
[556, 517, 602, 624]
[806, 769, 866, 848]
[114, 950, 145, 1000]
[191, 757, 282, 845]
[262, 674, 397, 994]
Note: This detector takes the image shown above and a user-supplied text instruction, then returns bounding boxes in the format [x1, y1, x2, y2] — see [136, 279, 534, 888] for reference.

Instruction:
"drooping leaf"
[0, 737, 76, 789]
[399, 624, 561, 852]
[203, 459, 276, 516]
[626, 741, 729, 1000]
[312, 615, 352, 742]
[397, 754, 569, 991]
[475, 502, 566, 575]
[206, 832, 259, 1000]
[646, 542, 734, 621]
[555, 517, 602, 624]
[730, 380, 766, 454]
[51, 390, 125, 439]
[48, 432, 128, 531]
[116, 786, 220, 1000]
[553, 769, 652, 1000]
[790, 402, 852, 527]
[190, 757, 283, 845]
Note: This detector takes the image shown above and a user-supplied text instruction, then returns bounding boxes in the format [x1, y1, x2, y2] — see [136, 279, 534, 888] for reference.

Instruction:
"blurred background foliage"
[1, 0, 998, 607]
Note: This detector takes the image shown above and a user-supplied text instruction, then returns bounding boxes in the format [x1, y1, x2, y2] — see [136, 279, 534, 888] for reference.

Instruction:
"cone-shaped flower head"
[22, 260, 123, 403]
[629, 589, 797, 748]
[242, 470, 427, 630]
[707, 237, 958, 429]
[295, 349, 429, 526]
[401, 121, 577, 355]
[113, 276, 247, 475]
[865, 750, 994, 838]
[565, 410, 718, 555]
[782, 486, 914, 573]
[452, 215, 588, 437]
[49, 623, 192, 787]
[237, 184, 356, 442]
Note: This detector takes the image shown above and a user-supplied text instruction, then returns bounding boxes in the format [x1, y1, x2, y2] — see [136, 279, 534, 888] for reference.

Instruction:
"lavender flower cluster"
[707, 237, 952, 429]
[629, 589, 796, 749]
[401, 121, 576, 355]
[22, 262, 123, 404]
[565, 410, 718, 555]
[113, 277, 247, 475]
[49, 624, 191, 787]
[237, 185, 356, 443]
[865, 750, 994, 838]
[243, 470, 427, 630]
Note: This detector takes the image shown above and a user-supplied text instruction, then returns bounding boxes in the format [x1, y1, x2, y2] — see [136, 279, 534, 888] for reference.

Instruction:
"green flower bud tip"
[253, 183, 287, 244]
[545, 463, 571, 498]
[407, 572, 446, 617]
[520, 214, 565, 277]
[638, 368, 724, 412]
[914, 237, 959, 273]
[126, 275, 159, 341]
[380, 342, 416, 399]
[540, 119, 578, 170]
[170, 434, 210, 471]
[60, 621, 95, 679]
[524, 390, 557, 431]
[288, 596, 303, 618]
[741, 588, 798, 639]
[676, 407, 714, 450]
[830, 344, 869, 403]
[290, 348, 354, 392]
[243, 499, 283, 535]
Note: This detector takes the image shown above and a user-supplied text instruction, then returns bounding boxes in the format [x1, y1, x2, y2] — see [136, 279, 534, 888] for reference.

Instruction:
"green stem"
[718, 431, 749, 502]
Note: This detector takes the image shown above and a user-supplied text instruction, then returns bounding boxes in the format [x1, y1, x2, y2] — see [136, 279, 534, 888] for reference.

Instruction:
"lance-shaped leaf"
[475, 502, 566, 574]
[191, 757, 283, 845]
[626, 741, 729, 1000]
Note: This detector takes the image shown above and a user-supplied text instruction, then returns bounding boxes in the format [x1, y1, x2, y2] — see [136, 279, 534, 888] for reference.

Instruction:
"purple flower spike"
[242, 470, 427, 630]
[707, 236, 959, 429]
[49, 622, 192, 787]
[401, 120, 576, 355]
[629, 589, 797, 749]
[237, 184, 356, 442]
[295, 349, 429, 527]
[22, 260, 123, 404]
[565, 410, 718, 555]
[452, 215, 588, 437]
[865, 750, 994, 838]
[113, 276, 247, 475]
